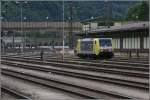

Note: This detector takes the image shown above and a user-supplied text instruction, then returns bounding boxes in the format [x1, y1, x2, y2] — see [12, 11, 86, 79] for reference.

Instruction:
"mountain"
[2, 1, 140, 21]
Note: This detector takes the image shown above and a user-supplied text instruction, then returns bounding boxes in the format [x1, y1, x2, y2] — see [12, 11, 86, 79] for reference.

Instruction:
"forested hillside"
[1, 1, 146, 21]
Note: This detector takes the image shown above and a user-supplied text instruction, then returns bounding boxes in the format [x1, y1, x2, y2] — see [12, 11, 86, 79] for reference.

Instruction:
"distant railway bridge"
[1, 21, 82, 32]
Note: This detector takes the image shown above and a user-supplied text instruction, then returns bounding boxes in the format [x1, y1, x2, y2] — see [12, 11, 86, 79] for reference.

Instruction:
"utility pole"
[1, 11, 6, 53]
[46, 16, 49, 28]
[23, 17, 27, 49]
[69, 1, 73, 49]
[16, 1, 28, 53]
[105, 1, 112, 28]
[62, 0, 65, 60]
[16, 1, 24, 52]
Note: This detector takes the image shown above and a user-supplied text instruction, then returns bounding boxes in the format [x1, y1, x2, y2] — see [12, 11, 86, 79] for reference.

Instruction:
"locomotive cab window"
[99, 39, 112, 47]
[81, 40, 93, 51]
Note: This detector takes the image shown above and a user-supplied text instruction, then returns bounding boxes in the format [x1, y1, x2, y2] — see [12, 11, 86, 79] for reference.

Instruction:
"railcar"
[75, 38, 114, 59]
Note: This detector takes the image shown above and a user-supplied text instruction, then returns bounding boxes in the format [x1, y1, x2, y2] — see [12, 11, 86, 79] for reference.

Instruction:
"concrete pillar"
[140, 36, 144, 49]
[120, 36, 123, 50]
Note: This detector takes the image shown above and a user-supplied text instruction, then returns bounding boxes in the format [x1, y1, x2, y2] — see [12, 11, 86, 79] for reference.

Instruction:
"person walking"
[40, 50, 44, 60]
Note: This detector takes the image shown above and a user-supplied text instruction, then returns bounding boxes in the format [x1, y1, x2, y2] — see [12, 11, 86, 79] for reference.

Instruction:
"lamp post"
[46, 16, 49, 28]
[105, 0, 111, 28]
[62, 0, 65, 60]
[16, 1, 28, 53]
[90, 16, 93, 30]
[46, 16, 49, 48]
[23, 17, 26, 49]
[85, 24, 88, 37]
[68, 1, 73, 49]
[1, 11, 7, 53]
[136, 16, 139, 22]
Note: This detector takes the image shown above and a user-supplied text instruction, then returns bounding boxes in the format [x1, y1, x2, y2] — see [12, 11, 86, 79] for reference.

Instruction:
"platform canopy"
[77, 21, 149, 36]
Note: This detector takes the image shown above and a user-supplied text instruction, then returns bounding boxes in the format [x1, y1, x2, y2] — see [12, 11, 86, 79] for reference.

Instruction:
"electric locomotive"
[75, 38, 114, 59]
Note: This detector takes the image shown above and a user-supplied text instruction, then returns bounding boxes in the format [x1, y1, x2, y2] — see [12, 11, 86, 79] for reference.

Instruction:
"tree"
[125, 1, 149, 21]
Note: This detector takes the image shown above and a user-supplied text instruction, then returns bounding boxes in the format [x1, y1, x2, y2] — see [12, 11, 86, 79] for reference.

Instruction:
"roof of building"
[86, 21, 149, 34]
[81, 16, 124, 24]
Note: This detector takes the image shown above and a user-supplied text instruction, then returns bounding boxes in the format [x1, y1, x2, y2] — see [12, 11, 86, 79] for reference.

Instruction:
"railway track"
[47, 54, 149, 62]
[1, 59, 149, 89]
[9, 54, 149, 65]
[50, 56, 149, 64]
[2, 54, 149, 68]
[2, 57, 149, 78]
[1, 54, 149, 99]
[2, 52, 40, 58]
[7, 54, 148, 66]
[61, 56, 149, 64]
[2, 53, 149, 64]
[16, 56, 149, 69]
[1, 87, 31, 100]
[2, 68, 132, 99]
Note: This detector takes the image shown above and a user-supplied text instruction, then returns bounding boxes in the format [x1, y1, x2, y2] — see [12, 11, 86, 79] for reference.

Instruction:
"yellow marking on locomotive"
[76, 39, 80, 54]
[94, 39, 100, 55]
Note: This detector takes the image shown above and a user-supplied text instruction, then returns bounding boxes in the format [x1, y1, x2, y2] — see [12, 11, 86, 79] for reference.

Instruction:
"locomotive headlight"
[109, 49, 112, 52]
[100, 49, 103, 52]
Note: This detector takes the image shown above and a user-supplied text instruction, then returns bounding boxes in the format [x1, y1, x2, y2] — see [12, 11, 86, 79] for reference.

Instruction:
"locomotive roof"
[79, 38, 112, 41]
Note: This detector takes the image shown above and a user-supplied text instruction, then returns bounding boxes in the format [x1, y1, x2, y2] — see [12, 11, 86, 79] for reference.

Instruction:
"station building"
[76, 20, 149, 57]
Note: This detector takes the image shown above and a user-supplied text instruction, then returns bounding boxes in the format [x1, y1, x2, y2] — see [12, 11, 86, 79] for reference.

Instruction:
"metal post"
[46, 16, 49, 28]
[1, 11, 6, 53]
[24, 30, 26, 50]
[85, 25, 87, 37]
[21, 3, 23, 53]
[16, 1, 27, 53]
[23, 17, 26, 50]
[105, 1, 112, 28]
[62, 0, 64, 60]
[69, 1, 73, 49]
